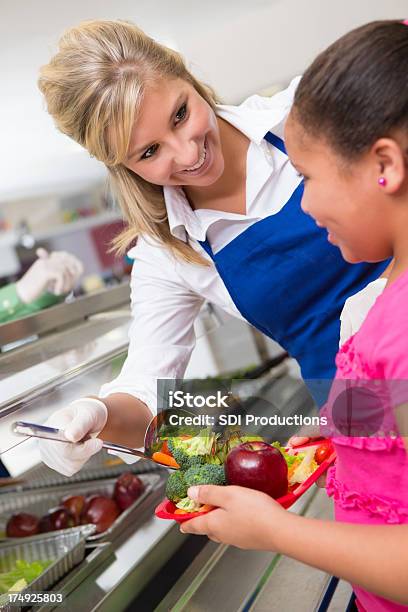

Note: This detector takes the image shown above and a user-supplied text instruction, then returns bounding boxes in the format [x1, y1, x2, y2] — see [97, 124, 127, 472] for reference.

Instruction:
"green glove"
[0, 283, 63, 324]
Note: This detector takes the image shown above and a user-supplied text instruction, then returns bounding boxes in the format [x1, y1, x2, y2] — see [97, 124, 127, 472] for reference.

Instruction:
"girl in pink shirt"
[181, 19, 408, 611]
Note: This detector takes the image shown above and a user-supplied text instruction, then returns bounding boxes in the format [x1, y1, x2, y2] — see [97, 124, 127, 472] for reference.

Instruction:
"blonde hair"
[38, 19, 218, 265]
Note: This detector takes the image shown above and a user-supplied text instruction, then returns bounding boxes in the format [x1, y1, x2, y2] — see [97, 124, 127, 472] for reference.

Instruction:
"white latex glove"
[16, 248, 83, 304]
[39, 398, 108, 477]
[339, 277, 387, 346]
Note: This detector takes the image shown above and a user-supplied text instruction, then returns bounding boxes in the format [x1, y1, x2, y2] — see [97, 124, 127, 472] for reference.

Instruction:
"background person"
[0, 247, 83, 324]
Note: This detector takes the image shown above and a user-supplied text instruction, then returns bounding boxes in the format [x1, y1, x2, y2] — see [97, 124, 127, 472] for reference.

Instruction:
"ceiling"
[1, 0, 406, 201]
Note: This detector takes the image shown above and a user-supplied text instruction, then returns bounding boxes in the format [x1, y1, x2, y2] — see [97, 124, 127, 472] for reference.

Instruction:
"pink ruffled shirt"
[323, 269, 408, 611]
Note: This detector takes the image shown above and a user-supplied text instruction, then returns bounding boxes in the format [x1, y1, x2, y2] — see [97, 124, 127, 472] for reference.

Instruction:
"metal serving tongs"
[12, 409, 197, 471]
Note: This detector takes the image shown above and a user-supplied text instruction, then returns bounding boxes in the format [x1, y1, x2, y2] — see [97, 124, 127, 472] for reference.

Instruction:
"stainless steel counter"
[0, 321, 190, 611]
[0, 283, 131, 349]
[0, 283, 331, 611]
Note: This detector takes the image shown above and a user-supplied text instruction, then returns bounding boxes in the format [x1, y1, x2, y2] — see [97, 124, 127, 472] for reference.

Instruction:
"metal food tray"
[0, 526, 91, 612]
[34, 542, 113, 612]
[0, 450, 164, 494]
[0, 473, 162, 542]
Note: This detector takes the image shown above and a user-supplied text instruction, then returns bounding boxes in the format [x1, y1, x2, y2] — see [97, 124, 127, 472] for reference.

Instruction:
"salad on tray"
[0, 559, 51, 605]
[155, 427, 335, 518]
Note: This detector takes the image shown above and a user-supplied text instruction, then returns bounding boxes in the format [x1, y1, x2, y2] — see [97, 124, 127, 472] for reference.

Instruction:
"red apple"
[225, 441, 288, 499]
[38, 513, 53, 534]
[61, 495, 86, 524]
[38, 507, 76, 533]
[6, 513, 40, 538]
[113, 473, 144, 511]
[81, 495, 120, 533]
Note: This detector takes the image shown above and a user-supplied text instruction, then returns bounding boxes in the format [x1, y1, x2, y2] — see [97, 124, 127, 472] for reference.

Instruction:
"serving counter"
[0, 284, 348, 611]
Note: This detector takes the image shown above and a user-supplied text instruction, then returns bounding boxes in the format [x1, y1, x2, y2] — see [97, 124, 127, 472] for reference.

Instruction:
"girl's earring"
[378, 177, 387, 187]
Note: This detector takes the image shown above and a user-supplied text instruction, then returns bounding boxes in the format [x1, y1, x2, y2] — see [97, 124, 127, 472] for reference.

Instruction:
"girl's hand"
[180, 485, 288, 550]
[287, 435, 313, 447]
[287, 425, 322, 448]
[315, 473, 327, 488]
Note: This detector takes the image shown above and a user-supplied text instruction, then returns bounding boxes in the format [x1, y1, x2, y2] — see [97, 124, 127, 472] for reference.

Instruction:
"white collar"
[216, 102, 284, 147]
[163, 73, 303, 242]
[164, 184, 207, 242]
[163, 96, 290, 242]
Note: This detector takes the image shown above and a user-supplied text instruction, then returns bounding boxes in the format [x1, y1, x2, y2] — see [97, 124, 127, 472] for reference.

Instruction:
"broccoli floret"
[166, 471, 188, 502]
[167, 430, 217, 469]
[168, 443, 189, 469]
[167, 439, 205, 469]
[184, 464, 226, 487]
[166, 438, 177, 455]
[184, 454, 206, 468]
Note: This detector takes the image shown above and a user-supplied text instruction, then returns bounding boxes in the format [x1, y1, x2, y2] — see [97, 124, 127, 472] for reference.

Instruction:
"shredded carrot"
[174, 508, 189, 514]
[160, 440, 171, 456]
[152, 451, 180, 469]
[287, 464, 297, 480]
[199, 504, 214, 512]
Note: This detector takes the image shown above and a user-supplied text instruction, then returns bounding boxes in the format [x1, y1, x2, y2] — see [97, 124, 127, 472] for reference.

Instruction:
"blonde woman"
[37, 20, 388, 476]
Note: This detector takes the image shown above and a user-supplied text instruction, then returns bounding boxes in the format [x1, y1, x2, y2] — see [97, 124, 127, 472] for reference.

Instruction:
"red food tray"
[155, 439, 336, 522]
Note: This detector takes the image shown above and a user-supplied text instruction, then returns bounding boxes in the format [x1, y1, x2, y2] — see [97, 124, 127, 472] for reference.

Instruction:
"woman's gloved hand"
[39, 398, 108, 476]
[339, 277, 387, 346]
[16, 248, 83, 304]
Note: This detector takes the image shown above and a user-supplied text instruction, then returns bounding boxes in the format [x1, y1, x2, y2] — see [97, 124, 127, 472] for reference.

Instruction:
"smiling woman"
[124, 78, 224, 188]
[38, 20, 218, 266]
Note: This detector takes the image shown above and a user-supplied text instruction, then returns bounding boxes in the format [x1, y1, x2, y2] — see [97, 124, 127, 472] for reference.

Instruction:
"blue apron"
[199, 132, 388, 393]
[0, 460, 10, 477]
